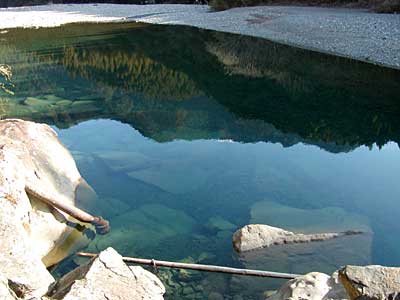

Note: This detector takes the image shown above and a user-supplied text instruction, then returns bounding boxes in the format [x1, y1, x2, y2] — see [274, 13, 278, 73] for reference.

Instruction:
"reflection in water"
[1, 22, 400, 300]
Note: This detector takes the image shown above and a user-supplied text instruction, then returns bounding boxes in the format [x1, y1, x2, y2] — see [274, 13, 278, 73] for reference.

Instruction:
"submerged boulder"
[232, 224, 362, 252]
[48, 247, 165, 300]
[338, 265, 400, 299]
[267, 272, 348, 300]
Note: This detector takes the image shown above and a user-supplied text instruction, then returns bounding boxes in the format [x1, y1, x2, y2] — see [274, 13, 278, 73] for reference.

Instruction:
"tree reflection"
[1, 23, 399, 151]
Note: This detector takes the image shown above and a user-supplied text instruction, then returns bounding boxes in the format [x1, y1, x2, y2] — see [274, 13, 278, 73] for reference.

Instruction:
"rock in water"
[267, 272, 348, 300]
[47, 247, 165, 300]
[339, 265, 400, 299]
[232, 224, 361, 252]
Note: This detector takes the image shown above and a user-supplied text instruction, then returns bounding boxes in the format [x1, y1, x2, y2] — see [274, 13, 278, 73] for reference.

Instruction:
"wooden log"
[77, 252, 300, 279]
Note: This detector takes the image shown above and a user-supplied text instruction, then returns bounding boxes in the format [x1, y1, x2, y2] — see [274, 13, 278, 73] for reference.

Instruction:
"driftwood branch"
[25, 186, 110, 234]
[77, 252, 300, 279]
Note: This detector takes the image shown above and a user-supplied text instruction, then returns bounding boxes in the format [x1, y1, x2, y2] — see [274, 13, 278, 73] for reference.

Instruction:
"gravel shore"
[0, 4, 399, 69]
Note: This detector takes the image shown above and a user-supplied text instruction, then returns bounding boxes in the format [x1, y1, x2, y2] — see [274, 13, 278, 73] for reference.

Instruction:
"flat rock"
[250, 201, 370, 234]
[87, 204, 196, 255]
[267, 272, 348, 300]
[339, 265, 400, 299]
[232, 224, 361, 252]
[48, 247, 165, 300]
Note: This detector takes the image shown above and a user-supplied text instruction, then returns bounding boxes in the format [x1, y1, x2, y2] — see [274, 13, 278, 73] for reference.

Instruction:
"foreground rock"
[233, 224, 362, 252]
[267, 272, 348, 300]
[0, 273, 18, 300]
[48, 247, 165, 300]
[339, 265, 400, 299]
[0, 119, 95, 297]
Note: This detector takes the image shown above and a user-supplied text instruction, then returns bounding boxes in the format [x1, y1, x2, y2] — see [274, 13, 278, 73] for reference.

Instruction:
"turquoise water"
[1, 22, 400, 299]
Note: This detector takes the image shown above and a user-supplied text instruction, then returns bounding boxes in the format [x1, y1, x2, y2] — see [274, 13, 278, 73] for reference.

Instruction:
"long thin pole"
[77, 252, 300, 279]
[26, 186, 110, 234]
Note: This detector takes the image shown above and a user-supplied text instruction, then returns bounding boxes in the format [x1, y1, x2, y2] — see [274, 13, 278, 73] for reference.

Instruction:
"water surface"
[1, 22, 400, 299]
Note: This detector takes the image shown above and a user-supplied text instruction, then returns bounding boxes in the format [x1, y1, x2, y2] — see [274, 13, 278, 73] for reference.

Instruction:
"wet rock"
[24, 96, 54, 108]
[206, 216, 236, 232]
[182, 286, 195, 295]
[127, 159, 208, 194]
[48, 247, 165, 300]
[338, 265, 400, 299]
[95, 150, 155, 173]
[208, 291, 224, 300]
[88, 204, 196, 255]
[250, 201, 370, 234]
[267, 272, 348, 300]
[233, 224, 362, 252]
[232, 201, 372, 296]
[232, 231, 372, 296]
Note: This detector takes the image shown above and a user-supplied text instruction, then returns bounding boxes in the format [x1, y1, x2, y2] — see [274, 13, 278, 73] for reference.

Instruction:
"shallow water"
[1, 22, 400, 299]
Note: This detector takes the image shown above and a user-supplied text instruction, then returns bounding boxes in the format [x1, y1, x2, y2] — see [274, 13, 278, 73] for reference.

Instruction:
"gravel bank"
[0, 4, 399, 69]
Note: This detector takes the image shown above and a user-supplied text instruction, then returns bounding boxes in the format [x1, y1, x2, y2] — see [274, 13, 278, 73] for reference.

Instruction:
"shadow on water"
[1, 22, 400, 300]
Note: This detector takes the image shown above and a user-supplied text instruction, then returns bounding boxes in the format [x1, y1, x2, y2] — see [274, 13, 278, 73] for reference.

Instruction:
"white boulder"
[267, 272, 348, 300]
[47, 247, 165, 300]
[232, 224, 361, 252]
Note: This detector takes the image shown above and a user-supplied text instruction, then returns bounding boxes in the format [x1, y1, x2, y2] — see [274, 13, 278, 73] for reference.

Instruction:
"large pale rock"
[339, 265, 400, 299]
[48, 247, 165, 300]
[267, 272, 348, 300]
[0, 119, 94, 297]
[233, 224, 361, 252]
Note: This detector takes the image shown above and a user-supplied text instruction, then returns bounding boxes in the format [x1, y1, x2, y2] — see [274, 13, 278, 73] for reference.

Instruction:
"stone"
[267, 272, 348, 300]
[338, 265, 400, 300]
[24, 97, 54, 108]
[94, 150, 155, 173]
[208, 292, 224, 300]
[250, 201, 370, 234]
[127, 159, 208, 194]
[47, 247, 165, 300]
[232, 224, 362, 252]
[206, 216, 236, 232]
[182, 286, 195, 295]
[88, 204, 196, 255]
[0, 273, 18, 300]
[0, 119, 95, 297]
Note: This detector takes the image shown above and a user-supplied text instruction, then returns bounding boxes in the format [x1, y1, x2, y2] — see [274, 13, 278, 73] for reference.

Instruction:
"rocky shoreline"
[0, 119, 165, 300]
[1, 119, 399, 300]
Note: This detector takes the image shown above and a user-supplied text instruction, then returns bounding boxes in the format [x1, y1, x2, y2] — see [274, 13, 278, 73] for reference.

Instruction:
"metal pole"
[26, 186, 110, 234]
[77, 252, 300, 279]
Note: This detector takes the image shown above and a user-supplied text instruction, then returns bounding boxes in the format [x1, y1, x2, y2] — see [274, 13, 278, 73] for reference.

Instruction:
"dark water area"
[1, 22, 400, 299]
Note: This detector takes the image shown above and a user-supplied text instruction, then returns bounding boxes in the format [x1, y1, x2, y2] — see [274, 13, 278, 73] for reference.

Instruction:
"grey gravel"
[1, 4, 399, 69]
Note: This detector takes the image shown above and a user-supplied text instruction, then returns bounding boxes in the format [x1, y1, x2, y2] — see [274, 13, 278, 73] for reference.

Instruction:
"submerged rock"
[338, 265, 400, 299]
[88, 203, 196, 255]
[267, 272, 348, 300]
[47, 247, 165, 300]
[206, 216, 236, 232]
[232, 224, 362, 252]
